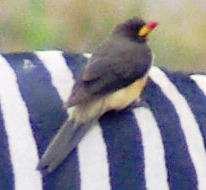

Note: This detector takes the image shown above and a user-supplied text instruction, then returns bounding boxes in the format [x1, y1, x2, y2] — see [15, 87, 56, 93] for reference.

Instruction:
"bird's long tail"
[37, 119, 92, 175]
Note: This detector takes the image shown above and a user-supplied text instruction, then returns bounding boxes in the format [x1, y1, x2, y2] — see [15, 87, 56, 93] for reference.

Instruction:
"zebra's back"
[0, 51, 206, 190]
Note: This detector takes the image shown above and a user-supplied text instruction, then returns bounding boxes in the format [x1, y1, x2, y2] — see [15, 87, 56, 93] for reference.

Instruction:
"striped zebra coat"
[0, 51, 206, 190]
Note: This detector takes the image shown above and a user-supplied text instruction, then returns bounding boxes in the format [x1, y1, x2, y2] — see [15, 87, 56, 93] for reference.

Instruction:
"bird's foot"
[128, 98, 149, 109]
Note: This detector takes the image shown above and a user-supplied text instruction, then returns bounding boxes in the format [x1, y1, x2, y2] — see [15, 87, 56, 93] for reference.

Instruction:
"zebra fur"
[0, 51, 206, 190]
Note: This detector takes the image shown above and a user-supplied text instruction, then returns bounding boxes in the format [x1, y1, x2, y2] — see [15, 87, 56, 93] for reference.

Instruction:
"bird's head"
[112, 17, 159, 42]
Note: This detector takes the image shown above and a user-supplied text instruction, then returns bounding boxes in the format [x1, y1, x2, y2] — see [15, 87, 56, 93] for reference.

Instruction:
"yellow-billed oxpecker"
[37, 17, 158, 175]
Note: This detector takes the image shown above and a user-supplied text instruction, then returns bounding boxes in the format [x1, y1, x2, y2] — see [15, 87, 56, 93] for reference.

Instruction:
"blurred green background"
[0, 0, 206, 71]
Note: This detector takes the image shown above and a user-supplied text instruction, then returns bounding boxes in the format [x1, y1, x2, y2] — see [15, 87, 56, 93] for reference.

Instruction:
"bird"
[37, 17, 158, 175]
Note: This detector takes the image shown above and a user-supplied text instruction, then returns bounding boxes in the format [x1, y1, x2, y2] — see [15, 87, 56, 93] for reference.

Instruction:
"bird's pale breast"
[104, 74, 148, 111]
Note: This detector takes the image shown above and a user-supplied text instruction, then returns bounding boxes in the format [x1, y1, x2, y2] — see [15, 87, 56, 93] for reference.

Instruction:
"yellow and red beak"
[138, 21, 159, 37]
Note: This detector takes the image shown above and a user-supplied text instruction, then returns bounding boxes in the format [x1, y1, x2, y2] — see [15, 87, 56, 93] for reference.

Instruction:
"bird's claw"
[128, 98, 149, 109]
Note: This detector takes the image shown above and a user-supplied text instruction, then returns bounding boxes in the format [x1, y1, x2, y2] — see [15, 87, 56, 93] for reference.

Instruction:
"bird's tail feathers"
[37, 118, 93, 175]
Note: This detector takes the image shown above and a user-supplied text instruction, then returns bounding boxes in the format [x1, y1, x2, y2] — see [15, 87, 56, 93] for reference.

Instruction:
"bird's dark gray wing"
[82, 42, 152, 95]
[82, 37, 151, 80]
[65, 58, 121, 107]
[83, 58, 134, 95]
[66, 40, 151, 107]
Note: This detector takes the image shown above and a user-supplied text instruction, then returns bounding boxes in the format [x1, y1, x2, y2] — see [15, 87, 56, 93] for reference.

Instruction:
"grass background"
[0, 0, 206, 71]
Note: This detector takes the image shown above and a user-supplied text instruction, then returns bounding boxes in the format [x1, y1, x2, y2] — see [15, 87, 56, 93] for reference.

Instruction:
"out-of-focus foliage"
[0, 0, 206, 71]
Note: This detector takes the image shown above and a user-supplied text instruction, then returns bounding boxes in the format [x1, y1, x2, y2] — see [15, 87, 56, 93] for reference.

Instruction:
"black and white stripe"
[0, 51, 206, 190]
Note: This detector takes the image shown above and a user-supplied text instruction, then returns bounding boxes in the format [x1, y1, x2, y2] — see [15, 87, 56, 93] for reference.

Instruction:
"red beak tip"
[148, 21, 159, 29]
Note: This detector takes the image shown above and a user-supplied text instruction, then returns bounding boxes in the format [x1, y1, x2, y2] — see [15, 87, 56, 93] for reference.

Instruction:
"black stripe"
[62, 52, 88, 80]
[165, 70, 206, 149]
[142, 78, 198, 190]
[2, 53, 80, 190]
[100, 109, 146, 190]
[0, 104, 14, 189]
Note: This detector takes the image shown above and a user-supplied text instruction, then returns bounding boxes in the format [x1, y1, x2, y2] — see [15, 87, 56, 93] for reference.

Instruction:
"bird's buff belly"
[68, 74, 148, 125]
[104, 74, 148, 111]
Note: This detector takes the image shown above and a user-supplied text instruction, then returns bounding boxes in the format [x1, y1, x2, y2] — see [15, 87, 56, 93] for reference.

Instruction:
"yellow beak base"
[138, 21, 159, 37]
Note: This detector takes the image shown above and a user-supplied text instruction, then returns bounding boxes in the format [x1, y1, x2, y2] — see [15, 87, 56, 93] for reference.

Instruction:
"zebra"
[0, 50, 206, 190]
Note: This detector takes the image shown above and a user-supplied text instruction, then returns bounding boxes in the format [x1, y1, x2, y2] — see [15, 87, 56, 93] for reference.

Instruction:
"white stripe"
[0, 55, 42, 190]
[149, 66, 206, 189]
[190, 74, 206, 96]
[78, 122, 111, 190]
[134, 107, 169, 190]
[83, 53, 111, 189]
[35, 51, 74, 102]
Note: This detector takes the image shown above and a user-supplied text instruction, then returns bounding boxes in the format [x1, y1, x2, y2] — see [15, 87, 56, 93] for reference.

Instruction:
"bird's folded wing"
[82, 58, 137, 95]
